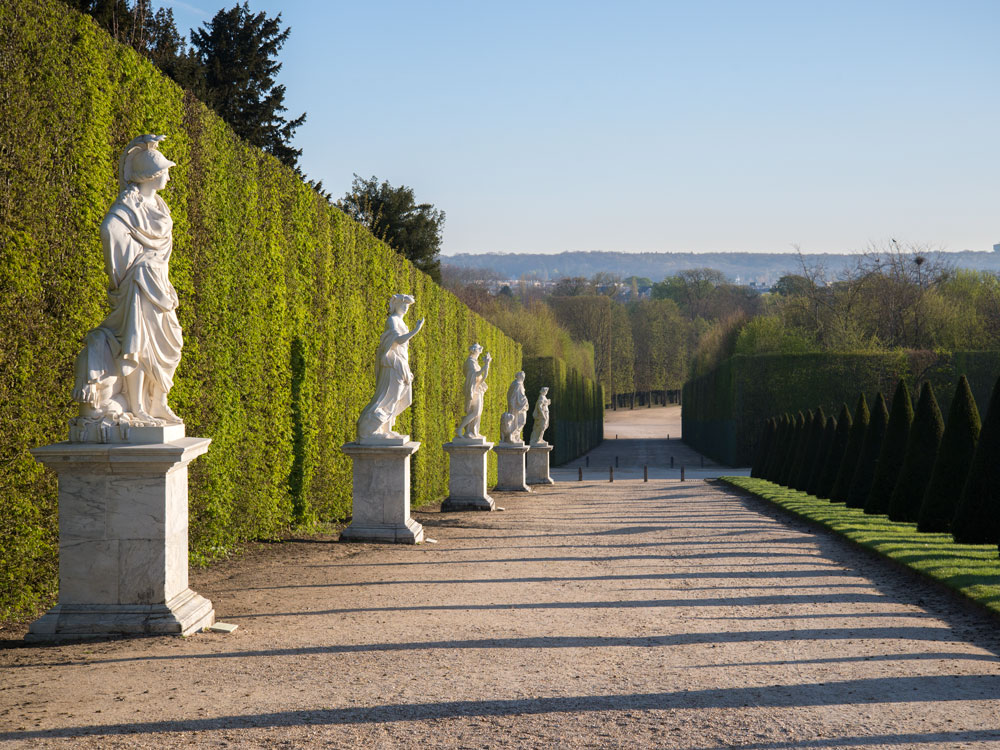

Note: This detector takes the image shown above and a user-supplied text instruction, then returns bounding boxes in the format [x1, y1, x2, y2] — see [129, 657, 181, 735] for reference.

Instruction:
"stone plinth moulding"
[526, 442, 554, 485]
[26, 437, 214, 641]
[442, 441, 495, 511]
[339, 441, 424, 544]
[492, 442, 531, 493]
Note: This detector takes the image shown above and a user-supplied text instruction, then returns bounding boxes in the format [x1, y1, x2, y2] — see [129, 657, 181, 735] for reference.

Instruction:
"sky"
[163, 0, 999, 256]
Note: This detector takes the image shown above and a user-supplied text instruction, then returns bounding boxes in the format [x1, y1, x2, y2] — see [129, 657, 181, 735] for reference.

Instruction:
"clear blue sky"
[164, 0, 998, 256]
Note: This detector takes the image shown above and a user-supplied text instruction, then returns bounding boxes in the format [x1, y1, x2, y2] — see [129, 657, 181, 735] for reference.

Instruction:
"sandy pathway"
[2, 418, 1000, 748]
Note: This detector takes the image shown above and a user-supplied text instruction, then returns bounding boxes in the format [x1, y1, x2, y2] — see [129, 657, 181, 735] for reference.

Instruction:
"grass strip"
[720, 476, 1000, 617]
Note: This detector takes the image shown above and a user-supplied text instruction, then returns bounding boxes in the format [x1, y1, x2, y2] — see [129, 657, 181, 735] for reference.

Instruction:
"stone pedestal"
[340, 441, 424, 544]
[442, 441, 495, 511]
[493, 442, 531, 493]
[26, 438, 214, 641]
[526, 442, 554, 485]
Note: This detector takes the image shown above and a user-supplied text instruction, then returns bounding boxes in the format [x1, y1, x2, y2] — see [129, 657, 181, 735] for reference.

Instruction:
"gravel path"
[2, 413, 1000, 748]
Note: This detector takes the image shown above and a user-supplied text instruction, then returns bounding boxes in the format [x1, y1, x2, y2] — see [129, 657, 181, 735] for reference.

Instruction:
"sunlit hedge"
[523, 357, 604, 466]
[0, 0, 524, 619]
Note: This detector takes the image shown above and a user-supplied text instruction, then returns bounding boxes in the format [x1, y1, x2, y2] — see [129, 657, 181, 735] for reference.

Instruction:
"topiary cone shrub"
[751, 419, 775, 478]
[830, 395, 869, 503]
[764, 414, 791, 482]
[918, 376, 981, 533]
[778, 411, 807, 487]
[865, 380, 913, 515]
[795, 407, 826, 492]
[888, 381, 944, 522]
[807, 415, 837, 497]
[789, 410, 817, 490]
[846, 392, 889, 509]
[952, 375, 1000, 544]
[817, 404, 851, 500]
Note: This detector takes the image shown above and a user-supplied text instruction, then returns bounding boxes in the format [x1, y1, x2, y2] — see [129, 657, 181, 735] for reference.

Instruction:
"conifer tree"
[951, 376, 1000, 544]
[777, 412, 806, 486]
[807, 415, 836, 497]
[817, 404, 851, 500]
[918, 376, 981, 533]
[846, 392, 889, 509]
[865, 381, 913, 515]
[830, 395, 869, 503]
[888, 382, 944, 522]
[795, 407, 826, 491]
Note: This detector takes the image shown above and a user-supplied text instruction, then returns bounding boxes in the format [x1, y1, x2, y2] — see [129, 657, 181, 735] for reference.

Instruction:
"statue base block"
[527, 442, 555, 485]
[340, 441, 424, 544]
[441, 441, 495, 511]
[26, 438, 214, 642]
[493, 443, 531, 493]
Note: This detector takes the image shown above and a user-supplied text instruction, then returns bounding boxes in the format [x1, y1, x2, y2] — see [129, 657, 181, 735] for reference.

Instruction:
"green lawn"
[720, 476, 1000, 617]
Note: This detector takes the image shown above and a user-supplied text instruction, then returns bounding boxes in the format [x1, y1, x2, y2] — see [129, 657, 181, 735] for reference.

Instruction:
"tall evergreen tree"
[889, 382, 944, 522]
[191, 3, 306, 167]
[807, 415, 836, 497]
[831, 395, 869, 503]
[951, 376, 1000, 544]
[865, 380, 914, 515]
[817, 404, 851, 500]
[918, 376, 981, 532]
[778, 411, 807, 486]
[846, 392, 889, 509]
[795, 407, 826, 491]
[338, 175, 445, 282]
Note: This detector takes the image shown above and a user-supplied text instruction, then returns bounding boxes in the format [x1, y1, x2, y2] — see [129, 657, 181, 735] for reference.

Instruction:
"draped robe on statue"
[357, 314, 413, 440]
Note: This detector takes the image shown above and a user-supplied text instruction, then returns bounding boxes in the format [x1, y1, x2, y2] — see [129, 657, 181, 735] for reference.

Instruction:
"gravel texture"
[2, 409, 1000, 749]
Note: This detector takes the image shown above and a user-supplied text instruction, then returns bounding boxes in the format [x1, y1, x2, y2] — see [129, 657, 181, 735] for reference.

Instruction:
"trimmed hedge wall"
[0, 0, 525, 619]
[682, 351, 1000, 466]
[522, 357, 604, 466]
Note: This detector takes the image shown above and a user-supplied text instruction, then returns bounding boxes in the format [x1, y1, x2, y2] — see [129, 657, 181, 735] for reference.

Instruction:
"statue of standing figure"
[455, 344, 491, 440]
[357, 294, 425, 443]
[501, 371, 528, 443]
[70, 134, 184, 441]
[529, 387, 551, 445]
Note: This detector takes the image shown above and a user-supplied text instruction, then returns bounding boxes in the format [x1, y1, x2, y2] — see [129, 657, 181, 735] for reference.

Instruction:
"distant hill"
[443, 251, 1000, 284]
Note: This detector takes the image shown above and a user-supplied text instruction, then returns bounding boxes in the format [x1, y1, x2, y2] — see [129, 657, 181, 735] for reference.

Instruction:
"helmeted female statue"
[356, 294, 424, 442]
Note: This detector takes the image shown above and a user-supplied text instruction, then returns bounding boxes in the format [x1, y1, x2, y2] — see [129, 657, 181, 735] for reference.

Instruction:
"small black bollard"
[670, 456, 674, 468]
[643, 464, 648, 482]
[578, 466, 583, 481]
[609, 466, 614, 482]
[681, 466, 685, 482]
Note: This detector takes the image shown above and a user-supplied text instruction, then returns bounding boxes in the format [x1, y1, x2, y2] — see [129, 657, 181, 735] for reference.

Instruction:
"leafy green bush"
[888, 382, 943, 522]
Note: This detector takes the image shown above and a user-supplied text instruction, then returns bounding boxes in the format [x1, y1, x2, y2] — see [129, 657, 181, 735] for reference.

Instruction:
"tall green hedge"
[522, 356, 604, 466]
[682, 351, 1000, 466]
[0, 0, 526, 620]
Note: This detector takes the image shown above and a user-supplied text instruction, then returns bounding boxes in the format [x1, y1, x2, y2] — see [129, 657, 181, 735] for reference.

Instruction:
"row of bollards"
[578, 462, 686, 482]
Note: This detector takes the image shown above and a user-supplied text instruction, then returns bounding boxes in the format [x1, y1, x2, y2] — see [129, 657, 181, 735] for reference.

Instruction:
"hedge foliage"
[682, 351, 1000, 466]
[522, 356, 604, 466]
[864, 381, 912, 516]
[0, 0, 527, 620]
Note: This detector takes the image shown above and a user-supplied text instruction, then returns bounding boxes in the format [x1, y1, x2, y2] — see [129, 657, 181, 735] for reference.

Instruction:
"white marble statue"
[529, 387, 551, 444]
[70, 134, 184, 442]
[499, 412, 516, 443]
[455, 344, 491, 440]
[357, 294, 425, 443]
[504, 371, 528, 443]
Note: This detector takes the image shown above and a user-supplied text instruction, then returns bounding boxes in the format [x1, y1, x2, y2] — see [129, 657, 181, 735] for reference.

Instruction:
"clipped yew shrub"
[888, 382, 944, 522]
[865, 381, 913, 516]
[751, 419, 775, 478]
[778, 412, 807, 486]
[762, 414, 790, 482]
[846, 392, 889, 509]
[952, 376, 1000, 544]
[795, 407, 825, 492]
[817, 404, 851, 500]
[807, 415, 836, 497]
[918, 376, 981, 533]
[831, 395, 869, 503]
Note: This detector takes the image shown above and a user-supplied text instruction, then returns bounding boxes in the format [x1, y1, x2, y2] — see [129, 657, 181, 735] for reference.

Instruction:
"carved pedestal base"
[493, 442, 531, 493]
[340, 441, 424, 544]
[526, 442, 554, 485]
[26, 438, 214, 642]
[442, 441, 495, 511]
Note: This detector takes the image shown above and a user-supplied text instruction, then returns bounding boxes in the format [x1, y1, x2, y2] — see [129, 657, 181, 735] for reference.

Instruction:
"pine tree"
[888, 382, 944, 522]
[846, 392, 889, 509]
[865, 381, 914, 515]
[779, 411, 808, 487]
[807, 415, 837, 497]
[918, 376, 981, 532]
[952, 376, 1000, 544]
[817, 404, 851, 500]
[830, 395, 869, 503]
[795, 407, 826, 491]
